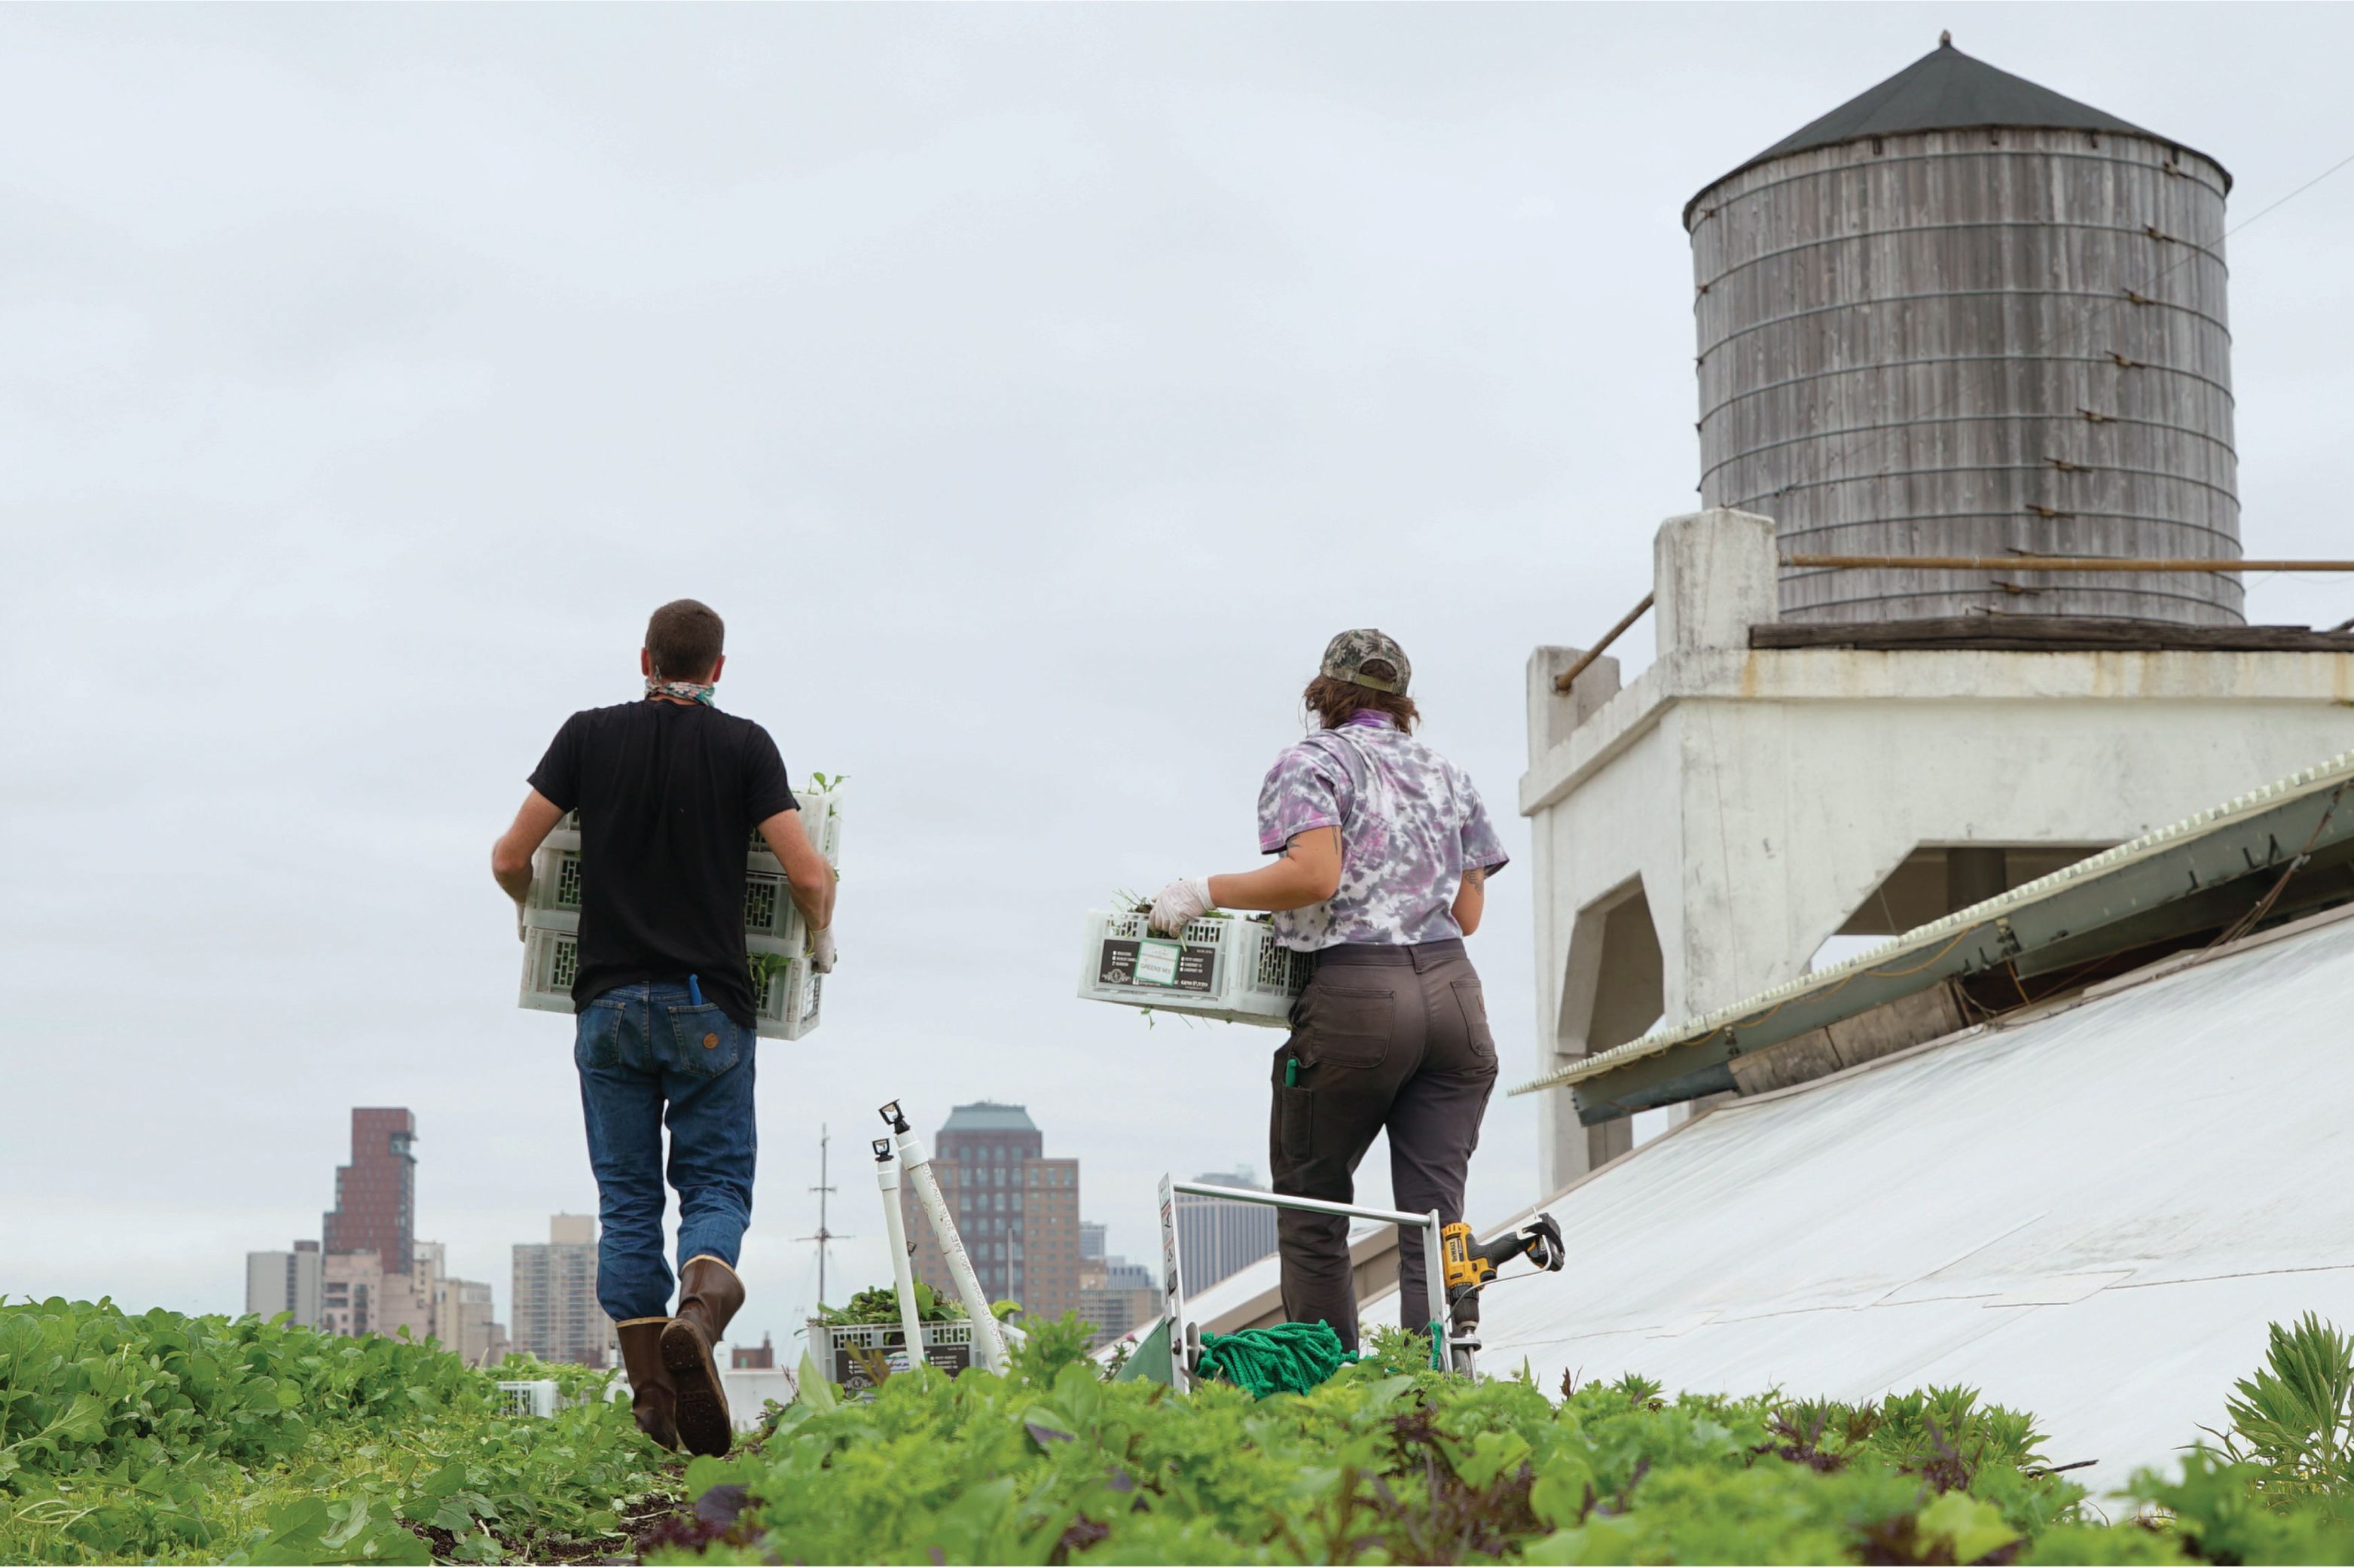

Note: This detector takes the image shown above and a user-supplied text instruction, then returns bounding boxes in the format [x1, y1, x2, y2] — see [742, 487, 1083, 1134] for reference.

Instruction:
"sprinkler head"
[878, 1100, 911, 1133]
[871, 1137, 893, 1162]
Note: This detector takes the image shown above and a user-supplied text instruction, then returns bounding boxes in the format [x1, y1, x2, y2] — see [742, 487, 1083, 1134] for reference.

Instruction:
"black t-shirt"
[528, 700, 798, 1027]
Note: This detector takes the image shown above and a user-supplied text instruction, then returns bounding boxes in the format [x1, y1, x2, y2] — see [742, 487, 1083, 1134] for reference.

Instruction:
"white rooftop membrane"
[1479, 908, 2354, 1497]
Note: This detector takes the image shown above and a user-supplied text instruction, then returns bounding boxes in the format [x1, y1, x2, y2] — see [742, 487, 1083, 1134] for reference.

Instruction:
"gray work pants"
[1267, 938, 1498, 1353]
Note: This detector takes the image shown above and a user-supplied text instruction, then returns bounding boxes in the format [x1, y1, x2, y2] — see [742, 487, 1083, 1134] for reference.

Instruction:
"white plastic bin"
[520, 786, 840, 1039]
[811, 1319, 974, 1393]
[1075, 909, 1310, 1027]
[495, 1380, 561, 1418]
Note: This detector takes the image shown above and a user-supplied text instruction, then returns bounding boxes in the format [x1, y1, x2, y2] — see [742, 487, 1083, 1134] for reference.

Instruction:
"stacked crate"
[519, 786, 842, 1039]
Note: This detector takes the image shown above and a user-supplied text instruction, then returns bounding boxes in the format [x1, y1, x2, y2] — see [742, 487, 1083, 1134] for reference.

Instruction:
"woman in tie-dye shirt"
[1147, 628, 1508, 1353]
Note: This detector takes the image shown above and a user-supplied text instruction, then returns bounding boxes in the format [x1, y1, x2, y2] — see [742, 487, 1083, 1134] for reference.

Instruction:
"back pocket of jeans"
[1305, 986, 1394, 1069]
[575, 995, 630, 1071]
[662, 1004, 743, 1077]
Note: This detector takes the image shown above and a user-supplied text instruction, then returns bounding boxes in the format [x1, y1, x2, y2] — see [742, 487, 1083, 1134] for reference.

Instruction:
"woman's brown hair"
[1303, 659, 1419, 733]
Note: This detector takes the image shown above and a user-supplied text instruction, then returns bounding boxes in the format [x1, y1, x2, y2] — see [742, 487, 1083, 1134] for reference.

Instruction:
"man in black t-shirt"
[490, 599, 835, 1457]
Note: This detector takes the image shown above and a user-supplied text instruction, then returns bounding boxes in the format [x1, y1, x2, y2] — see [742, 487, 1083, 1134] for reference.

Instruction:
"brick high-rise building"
[512, 1214, 613, 1368]
[323, 1109, 417, 1276]
[904, 1103, 1080, 1322]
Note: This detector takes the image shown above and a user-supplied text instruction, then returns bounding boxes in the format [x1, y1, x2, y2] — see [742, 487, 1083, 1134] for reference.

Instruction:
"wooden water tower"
[1686, 36, 2240, 625]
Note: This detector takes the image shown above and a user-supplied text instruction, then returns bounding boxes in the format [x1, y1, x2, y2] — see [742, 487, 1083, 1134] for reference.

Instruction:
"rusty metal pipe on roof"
[1553, 559, 2353, 697]
[1785, 555, 2354, 574]
[1553, 593, 1655, 693]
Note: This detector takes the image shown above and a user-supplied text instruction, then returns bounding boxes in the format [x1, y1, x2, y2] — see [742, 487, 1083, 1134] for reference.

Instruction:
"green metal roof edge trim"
[1510, 744, 2354, 1099]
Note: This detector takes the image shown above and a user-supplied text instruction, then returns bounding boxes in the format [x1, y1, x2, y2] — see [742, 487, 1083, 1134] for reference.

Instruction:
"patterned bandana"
[644, 678, 717, 706]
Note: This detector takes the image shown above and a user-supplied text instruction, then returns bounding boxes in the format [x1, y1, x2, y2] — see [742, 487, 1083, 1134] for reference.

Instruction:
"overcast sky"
[6, 4, 2350, 1349]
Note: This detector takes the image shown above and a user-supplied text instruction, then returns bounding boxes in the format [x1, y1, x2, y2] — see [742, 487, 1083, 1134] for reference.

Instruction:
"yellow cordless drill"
[1440, 1213, 1565, 1353]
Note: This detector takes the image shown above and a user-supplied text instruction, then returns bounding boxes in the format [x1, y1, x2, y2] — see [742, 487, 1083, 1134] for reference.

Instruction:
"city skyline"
[243, 1108, 508, 1366]
[238, 1103, 808, 1362]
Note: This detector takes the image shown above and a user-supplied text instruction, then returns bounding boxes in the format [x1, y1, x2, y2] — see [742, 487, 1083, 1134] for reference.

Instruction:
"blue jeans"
[574, 981, 758, 1323]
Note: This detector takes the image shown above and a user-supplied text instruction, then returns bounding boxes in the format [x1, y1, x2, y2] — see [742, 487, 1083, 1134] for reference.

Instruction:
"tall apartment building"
[244, 1240, 322, 1328]
[435, 1276, 500, 1367]
[1177, 1169, 1280, 1291]
[324, 1109, 417, 1276]
[512, 1213, 613, 1367]
[904, 1103, 1080, 1321]
[321, 1249, 384, 1337]
[373, 1238, 441, 1343]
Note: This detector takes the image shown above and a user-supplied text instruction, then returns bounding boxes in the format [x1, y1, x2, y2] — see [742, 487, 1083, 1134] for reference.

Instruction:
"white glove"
[808, 926, 837, 975]
[1147, 877, 1215, 935]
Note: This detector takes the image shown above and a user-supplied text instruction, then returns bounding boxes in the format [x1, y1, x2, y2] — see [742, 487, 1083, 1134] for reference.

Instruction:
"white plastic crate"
[519, 926, 582, 1014]
[750, 948, 824, 1041]
[747, 787, 842, 874]
[811, 1319, 974, 1393]
[548, 789, 837, 871]
[743, 868, 805, 947]
[526, 929, 816, 1042]
[531, 849, 807, 948]
[1076, 909, 1311, 1027]
[496, 1379, 561, 1418]
[521, 786, 839, 1039]
[523, 843, 584, 932]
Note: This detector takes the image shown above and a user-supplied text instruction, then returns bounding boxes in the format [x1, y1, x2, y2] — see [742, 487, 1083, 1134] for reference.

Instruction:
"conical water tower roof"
[1686, 35, 2227, 226]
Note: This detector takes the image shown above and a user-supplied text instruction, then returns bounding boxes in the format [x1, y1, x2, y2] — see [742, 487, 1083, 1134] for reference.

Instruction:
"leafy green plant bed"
[657, 1317, 2354, 1566]
[815, 1283, 966, 1327]
[0, 1296, 675, 1565]
[17, 1291, 2354, 1565]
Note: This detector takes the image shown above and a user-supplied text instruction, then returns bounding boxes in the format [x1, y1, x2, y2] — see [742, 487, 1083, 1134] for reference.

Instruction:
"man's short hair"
[645, 599, 725, 682]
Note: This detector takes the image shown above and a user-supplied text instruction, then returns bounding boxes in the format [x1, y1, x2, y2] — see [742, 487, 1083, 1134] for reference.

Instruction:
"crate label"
[1098, 938, 1214, 993]
[1134, 939, 1182, 985]
[835, 1335, 972, 1392]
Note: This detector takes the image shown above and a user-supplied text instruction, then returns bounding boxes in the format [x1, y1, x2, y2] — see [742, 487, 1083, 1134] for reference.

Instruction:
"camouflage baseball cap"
[1320, 628, 1412, 694]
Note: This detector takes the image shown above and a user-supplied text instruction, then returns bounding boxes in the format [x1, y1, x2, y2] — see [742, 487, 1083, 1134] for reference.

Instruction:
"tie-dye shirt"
[1255, 714, 1509, 950]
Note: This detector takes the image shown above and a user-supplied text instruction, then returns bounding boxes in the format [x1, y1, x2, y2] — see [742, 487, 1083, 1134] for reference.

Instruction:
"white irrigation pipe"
[884, 1103, 1008, 1373]
[872, 1139, 927, 1374]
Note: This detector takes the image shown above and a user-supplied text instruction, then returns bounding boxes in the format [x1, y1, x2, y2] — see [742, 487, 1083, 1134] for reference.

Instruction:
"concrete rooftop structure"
[1523, 511, 2354, 1194]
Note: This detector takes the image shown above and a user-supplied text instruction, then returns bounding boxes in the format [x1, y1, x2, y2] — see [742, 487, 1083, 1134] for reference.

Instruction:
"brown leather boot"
[660, 1255, 744, 1457]
[615, 1317, 678, 1450]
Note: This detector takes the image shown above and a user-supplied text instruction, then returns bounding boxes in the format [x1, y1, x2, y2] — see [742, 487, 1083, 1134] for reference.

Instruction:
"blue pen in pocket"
[688, 974, 704, 1006]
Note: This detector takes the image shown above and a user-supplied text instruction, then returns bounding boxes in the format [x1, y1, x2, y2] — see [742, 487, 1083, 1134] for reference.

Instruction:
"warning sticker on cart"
[1098, 938, 1215, 993]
